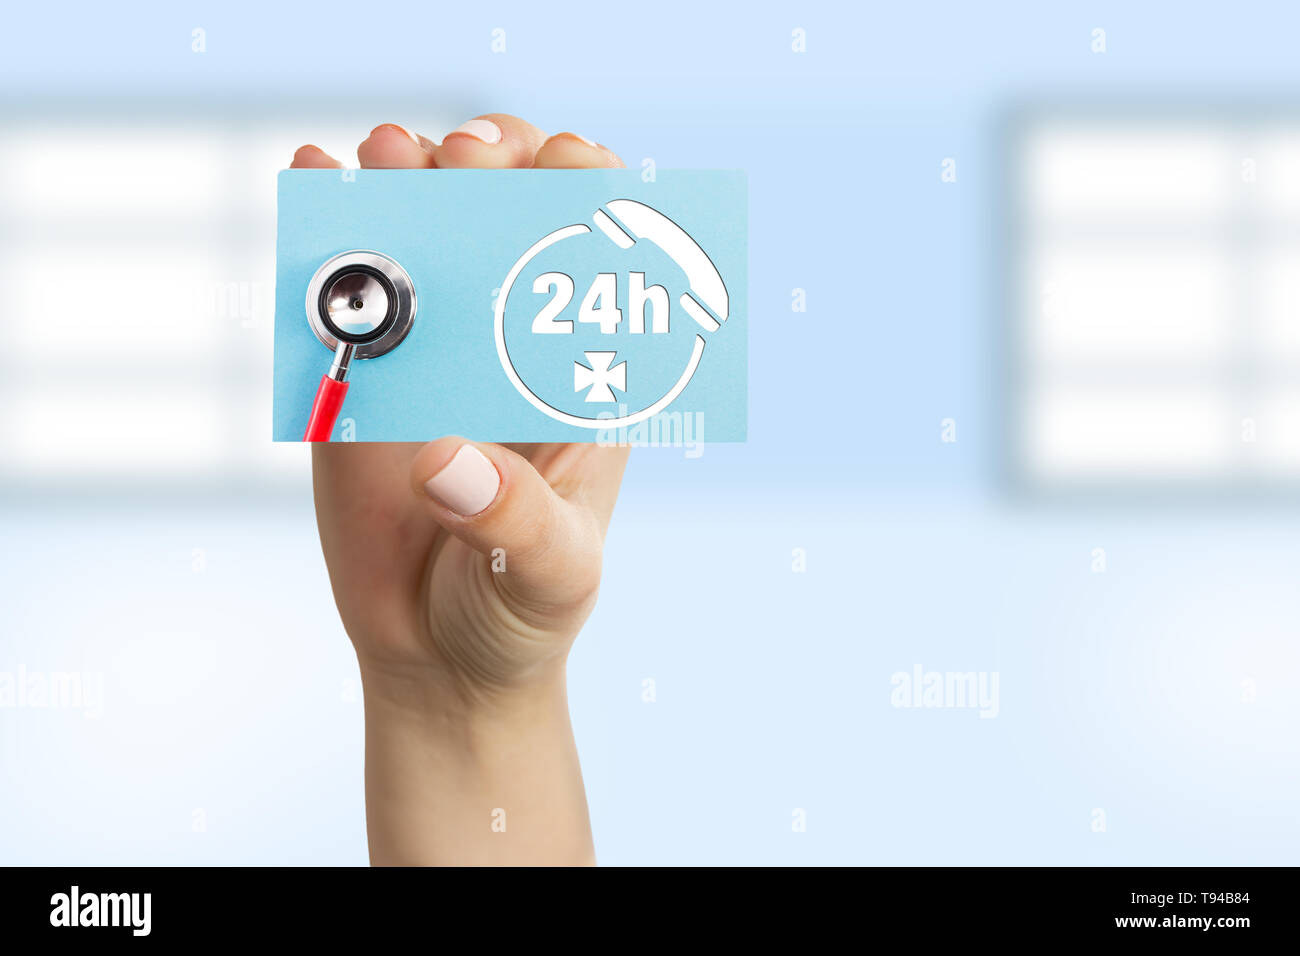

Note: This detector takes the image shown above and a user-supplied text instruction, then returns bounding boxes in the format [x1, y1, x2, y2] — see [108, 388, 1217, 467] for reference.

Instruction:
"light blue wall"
[2, 1, 1298, 864]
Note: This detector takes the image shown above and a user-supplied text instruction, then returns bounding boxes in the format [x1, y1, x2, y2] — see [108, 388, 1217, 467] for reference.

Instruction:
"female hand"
[290, 115, 629, 865]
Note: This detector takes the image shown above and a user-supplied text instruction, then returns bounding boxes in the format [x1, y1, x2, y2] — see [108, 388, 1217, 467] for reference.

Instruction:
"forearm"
[358, 667, 594, 866]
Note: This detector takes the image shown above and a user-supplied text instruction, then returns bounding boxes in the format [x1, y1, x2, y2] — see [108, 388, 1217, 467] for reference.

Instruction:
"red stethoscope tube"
[303, 375, 349, 441]
[303, 341, 355, 442]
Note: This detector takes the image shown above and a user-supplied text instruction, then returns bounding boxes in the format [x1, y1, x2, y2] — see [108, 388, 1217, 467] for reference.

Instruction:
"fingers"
[532, 132, 625, 169]
[517, 443, 630, 539]
[433, 113, 547, 169]
[289, 145, 343, 169]
[358, 123, 436, 168]
[410, 439, 603, 609]
[566, 446, 631, 536]
[294, 117, 619, 173]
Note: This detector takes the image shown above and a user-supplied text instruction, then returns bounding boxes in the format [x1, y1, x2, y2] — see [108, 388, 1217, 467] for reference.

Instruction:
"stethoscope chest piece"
[301, 249, 418, 441]
[305, 250, 417, 359]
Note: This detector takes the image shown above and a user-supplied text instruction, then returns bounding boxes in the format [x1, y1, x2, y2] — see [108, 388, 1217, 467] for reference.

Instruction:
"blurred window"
[1012, 115, 1300, 492]
[0, 107, 458, 496]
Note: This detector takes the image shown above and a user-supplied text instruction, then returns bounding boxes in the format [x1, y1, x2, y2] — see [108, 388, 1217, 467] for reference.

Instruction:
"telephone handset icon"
[593, 199, 729, 331]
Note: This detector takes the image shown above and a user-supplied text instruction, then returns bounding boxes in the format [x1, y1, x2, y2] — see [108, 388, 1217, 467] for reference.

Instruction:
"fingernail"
[447, 119, 503, 145]
[556, 132, 600, 148]
[372, 123, 421, 146]
[423, 445, 500, 516]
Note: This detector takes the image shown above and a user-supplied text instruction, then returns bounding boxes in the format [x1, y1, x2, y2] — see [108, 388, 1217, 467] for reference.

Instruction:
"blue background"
[1, 1, 1298, 865]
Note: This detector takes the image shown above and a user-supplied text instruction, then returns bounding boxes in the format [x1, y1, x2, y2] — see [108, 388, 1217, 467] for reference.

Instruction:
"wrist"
[355, 659, 592, 866]
[356, 657, 571, 751]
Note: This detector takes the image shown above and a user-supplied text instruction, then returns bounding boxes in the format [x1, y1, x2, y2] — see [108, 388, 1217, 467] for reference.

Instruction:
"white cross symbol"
[573, 351, 627, 403]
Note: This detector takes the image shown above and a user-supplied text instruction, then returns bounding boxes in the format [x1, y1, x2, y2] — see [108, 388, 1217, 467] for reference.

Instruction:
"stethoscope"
[302, 250, 417, 441]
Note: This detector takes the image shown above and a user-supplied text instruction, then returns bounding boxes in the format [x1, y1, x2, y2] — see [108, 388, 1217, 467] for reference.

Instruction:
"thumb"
[409, 438, 602, 608]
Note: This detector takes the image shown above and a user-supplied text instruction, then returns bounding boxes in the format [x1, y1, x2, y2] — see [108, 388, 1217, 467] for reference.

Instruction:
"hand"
[290, 115, 629, 865]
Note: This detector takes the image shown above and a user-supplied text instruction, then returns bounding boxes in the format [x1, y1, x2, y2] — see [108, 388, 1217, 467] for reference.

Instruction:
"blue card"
[274, 169, 747, 443]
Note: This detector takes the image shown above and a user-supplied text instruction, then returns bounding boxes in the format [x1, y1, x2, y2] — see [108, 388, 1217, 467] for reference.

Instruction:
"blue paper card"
[274, 169, 747, 442]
